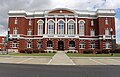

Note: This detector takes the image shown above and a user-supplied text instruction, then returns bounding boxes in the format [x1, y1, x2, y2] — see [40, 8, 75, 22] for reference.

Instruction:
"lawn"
[8, 53, 56, 56]
[66, 53, 120, 57]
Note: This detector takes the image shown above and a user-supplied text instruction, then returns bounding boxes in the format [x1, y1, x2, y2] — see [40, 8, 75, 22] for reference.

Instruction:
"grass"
[8, 53, 56, 56]
[66, 53, 120, 57]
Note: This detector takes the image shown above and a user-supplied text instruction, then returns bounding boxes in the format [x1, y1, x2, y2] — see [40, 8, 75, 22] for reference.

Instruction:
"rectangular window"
[90, 43, 95, 49]
[38, 42, 42, 48]
[48, 25, 54, 34]
[38, 24, 43, 35]
[27, 30, 32, 35]
[2, 38, 4, 43]
[14, 18, 18, 24]
[68, 24, 74, 34]
[13, 29, 18, 35]
[79, 22, 84, 36]
[106, 42, 110, 49]
[12, 41, 17, 48]
[90, 30, 95, 36]
[80, 43, 85, 49]
[29, 19, 32, 25]
[105, 29, 109, 36]
[105, 18, 108, 25]
[91, 20, 94, 26]
[27, 42, 32, 48]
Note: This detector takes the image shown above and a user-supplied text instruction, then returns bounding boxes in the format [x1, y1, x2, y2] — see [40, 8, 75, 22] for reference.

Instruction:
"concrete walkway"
[49, 51, 75, 65]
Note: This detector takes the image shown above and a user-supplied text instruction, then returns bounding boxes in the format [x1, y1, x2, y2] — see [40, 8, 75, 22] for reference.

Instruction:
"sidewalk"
[49, 51, 75, 65]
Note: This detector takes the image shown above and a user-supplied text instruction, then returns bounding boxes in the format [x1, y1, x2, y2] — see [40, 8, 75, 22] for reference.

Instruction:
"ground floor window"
[80, 42, 85, 49]
[106, 41, 110, 49]
[90, 42, 95, 49]
[38, 42, 42, 48]
[12, 41, 17, 48]
[47, 41, 53, 47]
[27, 42, 32, 48]
[69, 41, 75, 47]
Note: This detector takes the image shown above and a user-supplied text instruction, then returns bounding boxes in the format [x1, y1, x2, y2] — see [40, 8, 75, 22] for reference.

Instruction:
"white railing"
[9, 34, 20, 39]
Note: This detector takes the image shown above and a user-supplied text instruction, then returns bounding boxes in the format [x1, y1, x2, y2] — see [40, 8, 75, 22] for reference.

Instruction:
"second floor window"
[79, 21, 85, 36]
[29, 19, 32, 25]
[91, 20, 94, 26]
[48, 20, 54, 34]
[13, 29, 18, 35]
[90, 30, 95, 36]
[2, 38, 4, 43]
[58, 20, 64, 34]
[105, 29, 109, 36]
[105, 18, 108, 25]
[15, 18, 18, 24]
[38, 21, 43, 35]
[27, 30, 32, 35]
[68, 20, 74, 34]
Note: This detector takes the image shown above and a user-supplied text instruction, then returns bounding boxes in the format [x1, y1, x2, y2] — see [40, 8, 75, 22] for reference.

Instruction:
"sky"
[0, 0, 120, 43]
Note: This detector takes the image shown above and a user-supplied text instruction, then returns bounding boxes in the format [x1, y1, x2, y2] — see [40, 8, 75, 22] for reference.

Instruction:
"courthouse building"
[7, 8, 116, 53]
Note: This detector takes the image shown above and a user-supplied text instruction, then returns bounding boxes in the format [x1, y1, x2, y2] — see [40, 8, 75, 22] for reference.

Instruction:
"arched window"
[27, 42, 32, 48]
[69, 41, 75, 47]
[79, 21, 85, 36]
[58, 20, 64, 34]
[38, 42, 42, 48]
[80, 42, 85, 49]
[12, 41, 17, 48]
[106, 41, 110, 49]
[68, 20, 74, 34]
[47, 41, 53, 47]
[38, 20, 44, 35]
[48, 20, 54, 34]
[90, 42, 95, 49]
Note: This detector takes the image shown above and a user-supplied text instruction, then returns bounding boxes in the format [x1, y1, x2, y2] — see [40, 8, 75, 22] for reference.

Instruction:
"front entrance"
[58, 41, 64, 50]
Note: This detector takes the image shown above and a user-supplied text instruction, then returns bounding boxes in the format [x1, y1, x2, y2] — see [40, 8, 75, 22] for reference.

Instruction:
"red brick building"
[0, 36, 6, 50]
[7, 8, 116, 53]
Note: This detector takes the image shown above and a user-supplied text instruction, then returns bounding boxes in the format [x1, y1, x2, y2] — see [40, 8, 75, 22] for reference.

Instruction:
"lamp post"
[110, 28, 114, 56]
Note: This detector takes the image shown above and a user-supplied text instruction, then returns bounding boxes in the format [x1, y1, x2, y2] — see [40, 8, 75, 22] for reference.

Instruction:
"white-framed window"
[47, 41, 53, 47]
[14, 18, 18, 24]
[13, 28, 18, 35]
[27, 30, 32, 35]
[105, 18, 108, 25]
[106, 41, 110, 49]
[79, 21, 85, 36]
[38, 21, 43, 35]
[90, 30, 95, 36]
[2, 38, 4, 43]
[80, 42, 85, 49]
[68, 20, 74, 34]
[12, 41, 17, 48]
[91, 20, 94, 26]
[48, 20, 54, 34]
[27, 42, 32, 48]
[29, 19, 32, 25]
[69, 41, 75, 47]
[105, 29, 109, 36]
[38, 42, 42, 48]
[58, 20, 64, 34]
[90, 42, 95, 49]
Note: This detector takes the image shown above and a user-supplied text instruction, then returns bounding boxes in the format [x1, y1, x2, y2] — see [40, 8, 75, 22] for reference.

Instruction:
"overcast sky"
[0, 0, 120, 43]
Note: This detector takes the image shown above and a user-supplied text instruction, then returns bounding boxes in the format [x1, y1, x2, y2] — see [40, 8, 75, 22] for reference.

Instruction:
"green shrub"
[102, 49, 110, 54]
[19, 50, 25, 53]
[25, 49, 33, 54]
[83, 50, 93, 54]
[33, 49, 40, 53]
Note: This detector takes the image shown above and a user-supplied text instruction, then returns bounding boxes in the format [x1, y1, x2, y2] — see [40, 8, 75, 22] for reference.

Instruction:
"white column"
[75, 18, 77, 35]
[65, 17, 67, 34]
[55, 17, 57, 34]
[45, 17, 47, 34]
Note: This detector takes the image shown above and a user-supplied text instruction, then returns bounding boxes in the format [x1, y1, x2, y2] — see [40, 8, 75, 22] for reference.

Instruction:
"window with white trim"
[58, 20, 64, 34]
[47, 41, 53, 47]
[38, 42, 42, 48]
[105, 18, 108, 25]
[14, 18, 18, 24]
[69, 41, 75, 47]
[48, 20, 54, 34]
[38, 21, 43, 35]
[12, 41, 17, 48]
[91, 20, 94, 26]
[2, 38, 4, 43]
[13, 28, 18, 35]
[90, 42, 95, 49]
[105, 29, 109, 36]
[79, 21, 85, 36]
[27, 30, 32, 35]
[80, 42, 85, 49]
[68, 21, 74, 34]
[27, 42, 32, 48]
[106, 41, 110, 49]
[29, 19, 32, 25]
[90, 30, 95, 36]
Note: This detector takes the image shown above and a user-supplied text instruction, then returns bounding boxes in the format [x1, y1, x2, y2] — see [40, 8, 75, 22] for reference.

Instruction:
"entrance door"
[58, 41, 64, 50]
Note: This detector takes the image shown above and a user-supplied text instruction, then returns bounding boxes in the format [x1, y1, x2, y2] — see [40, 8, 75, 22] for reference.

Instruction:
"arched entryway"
[58, 41, 64, 50]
